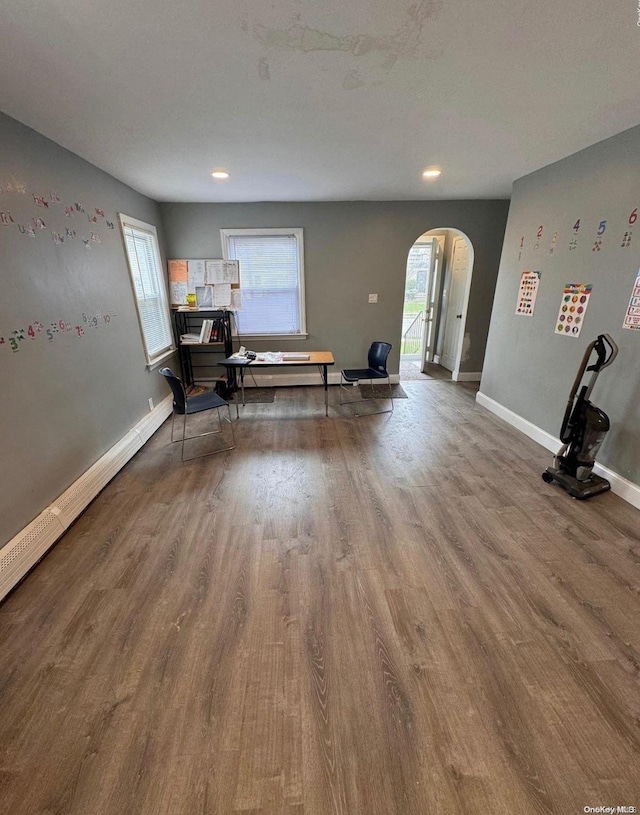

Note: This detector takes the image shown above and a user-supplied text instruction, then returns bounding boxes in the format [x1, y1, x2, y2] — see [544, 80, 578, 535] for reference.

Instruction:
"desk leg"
[322, 364, 329, 416]
[230, 367, 243, 420]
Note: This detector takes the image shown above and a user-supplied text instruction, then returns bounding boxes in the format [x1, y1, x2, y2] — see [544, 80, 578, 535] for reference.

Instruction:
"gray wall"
[159, 200, 509, 374]
[0, 113, 173, 545]
[481, 124, 640, 485]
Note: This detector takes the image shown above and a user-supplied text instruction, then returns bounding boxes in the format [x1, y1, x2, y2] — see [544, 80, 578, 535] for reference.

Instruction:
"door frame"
[406, 228, 475, 381]
[401, 237, 437, 363]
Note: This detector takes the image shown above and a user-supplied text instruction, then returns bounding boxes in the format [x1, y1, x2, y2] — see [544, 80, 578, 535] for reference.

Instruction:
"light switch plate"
[368, 293, 378, 303]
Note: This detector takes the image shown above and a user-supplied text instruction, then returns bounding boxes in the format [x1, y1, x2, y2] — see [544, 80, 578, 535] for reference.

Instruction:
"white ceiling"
[1, 0, 639, 202]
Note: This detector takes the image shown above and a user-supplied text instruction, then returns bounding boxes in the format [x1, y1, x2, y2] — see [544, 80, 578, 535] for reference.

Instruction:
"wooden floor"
[1, 382, 639, 814]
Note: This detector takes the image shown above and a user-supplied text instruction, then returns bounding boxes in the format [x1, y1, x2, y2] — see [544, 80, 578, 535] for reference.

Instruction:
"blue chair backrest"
[368, 342, 392, 374]
[159, 368, 187, 413]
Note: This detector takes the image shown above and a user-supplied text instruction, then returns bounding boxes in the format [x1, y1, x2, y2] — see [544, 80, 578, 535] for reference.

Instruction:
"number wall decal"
[0, 310, 116, 354]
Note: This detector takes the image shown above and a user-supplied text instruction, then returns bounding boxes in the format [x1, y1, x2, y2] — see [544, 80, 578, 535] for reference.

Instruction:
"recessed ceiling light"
[211, 170, 229, 179]
[422, 168, 442, 179]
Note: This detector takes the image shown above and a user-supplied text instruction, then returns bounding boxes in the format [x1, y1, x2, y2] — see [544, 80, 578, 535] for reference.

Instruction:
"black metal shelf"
[171, 309, 235, 393]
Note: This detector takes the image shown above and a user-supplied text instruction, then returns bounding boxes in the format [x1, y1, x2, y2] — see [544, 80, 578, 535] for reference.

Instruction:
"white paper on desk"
[187, 259, 206, 289]
[256, 352, 283, 362]
[213, 283, 231, 307]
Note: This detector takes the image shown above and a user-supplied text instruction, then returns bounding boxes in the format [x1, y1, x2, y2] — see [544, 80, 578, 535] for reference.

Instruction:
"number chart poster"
[555, 283, 592, 338]
[515, 270, 541, 316]
[623, 268, 640, 331]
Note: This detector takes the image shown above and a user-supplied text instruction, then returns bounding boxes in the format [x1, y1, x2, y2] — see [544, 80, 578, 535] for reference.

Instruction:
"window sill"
[146, 347, 177, 370]
[234, 333, 308, 341]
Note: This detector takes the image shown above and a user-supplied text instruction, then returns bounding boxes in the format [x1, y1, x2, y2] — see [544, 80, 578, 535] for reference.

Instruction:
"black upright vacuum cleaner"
[542, 333, 618, 499]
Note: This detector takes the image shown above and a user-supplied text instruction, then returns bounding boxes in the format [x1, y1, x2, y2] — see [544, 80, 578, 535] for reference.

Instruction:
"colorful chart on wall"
[623, 268, 640, 331]
[555, 283, 592, 338]
[516, 270, 541, 316]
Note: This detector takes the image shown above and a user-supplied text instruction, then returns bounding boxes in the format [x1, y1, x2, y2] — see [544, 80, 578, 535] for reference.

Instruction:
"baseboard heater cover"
[0, 395, 173, 602]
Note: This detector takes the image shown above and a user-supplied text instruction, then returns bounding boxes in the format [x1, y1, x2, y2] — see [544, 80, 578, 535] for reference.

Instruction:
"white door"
[440, 237, 469, 372]
[402, 239, 435, 361]
[421, 235, 444, 367]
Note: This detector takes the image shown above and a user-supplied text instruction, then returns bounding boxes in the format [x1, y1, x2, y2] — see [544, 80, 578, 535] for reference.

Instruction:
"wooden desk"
[219, 352, 335, 417]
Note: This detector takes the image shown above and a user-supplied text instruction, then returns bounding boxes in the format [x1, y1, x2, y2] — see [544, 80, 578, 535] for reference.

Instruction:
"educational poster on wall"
[205, 259, 239, 285]
[187, 260, 206, 291]
[168, 260, 188, 305]
[555, 283, 592, 337]
[169, 259, 243, 310]
[515, 270, 541, 316]
[195, 285, 214, 309]
[623, 268, 640, 330]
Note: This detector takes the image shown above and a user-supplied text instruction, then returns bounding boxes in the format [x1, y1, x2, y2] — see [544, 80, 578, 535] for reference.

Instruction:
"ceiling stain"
[249, 1, 440, 86]
[342, 69, 366, 90]
[258, 57, 271, 80]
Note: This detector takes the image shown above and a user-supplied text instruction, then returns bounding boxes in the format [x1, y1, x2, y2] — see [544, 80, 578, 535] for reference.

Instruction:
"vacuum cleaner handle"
[559, 334, 618, 443]
[587, 333, 618, 372]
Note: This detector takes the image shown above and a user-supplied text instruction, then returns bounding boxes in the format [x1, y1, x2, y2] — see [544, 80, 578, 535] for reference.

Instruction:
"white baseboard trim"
[475, 392, 559, 452]
[475, 391, 640, 511]
[453, 370, 482, 382]
[0, 395, 173, 601]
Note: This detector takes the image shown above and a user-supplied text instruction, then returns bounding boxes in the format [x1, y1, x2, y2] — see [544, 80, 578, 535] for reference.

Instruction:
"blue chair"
[340, 342, 394, 416]
[159, 368, 235, 461]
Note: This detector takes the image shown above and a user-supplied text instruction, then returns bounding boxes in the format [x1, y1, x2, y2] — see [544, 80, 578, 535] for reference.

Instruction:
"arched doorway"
[400, 228, 474, 381]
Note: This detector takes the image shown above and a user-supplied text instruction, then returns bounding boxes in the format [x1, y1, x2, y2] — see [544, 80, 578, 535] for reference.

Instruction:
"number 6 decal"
[629, 208, 638, 225]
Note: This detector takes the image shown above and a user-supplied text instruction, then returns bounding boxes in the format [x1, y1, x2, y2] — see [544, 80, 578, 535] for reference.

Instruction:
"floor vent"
[0, 396, 172, 601]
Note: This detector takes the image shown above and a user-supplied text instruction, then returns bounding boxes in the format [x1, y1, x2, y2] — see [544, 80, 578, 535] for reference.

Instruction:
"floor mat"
[358, 383, 407, 399]
[235, 387, 276, 404]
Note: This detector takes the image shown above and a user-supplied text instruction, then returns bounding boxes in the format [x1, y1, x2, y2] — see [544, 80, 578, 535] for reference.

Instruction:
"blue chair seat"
[178, 390, 230, 415]
[342, 367, 389, 382]
[340, 342, 394, 416]
[159, 368, 235, 460]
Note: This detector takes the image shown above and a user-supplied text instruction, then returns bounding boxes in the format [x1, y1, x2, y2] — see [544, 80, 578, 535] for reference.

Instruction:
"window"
[119, 214, 175, 367]
[221, 228, 306, 337]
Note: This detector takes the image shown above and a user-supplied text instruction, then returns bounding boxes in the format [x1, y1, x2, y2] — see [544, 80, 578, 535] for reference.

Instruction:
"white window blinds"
[120, 216, 174, 365]
[224, 230, 305, 335]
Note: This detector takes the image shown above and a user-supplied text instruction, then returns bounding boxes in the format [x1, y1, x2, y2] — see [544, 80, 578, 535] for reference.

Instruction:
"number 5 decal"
[597, 220, 607, 235]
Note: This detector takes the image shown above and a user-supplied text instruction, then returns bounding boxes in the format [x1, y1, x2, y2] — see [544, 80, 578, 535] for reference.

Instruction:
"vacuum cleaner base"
[542, 468, 611, 500]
